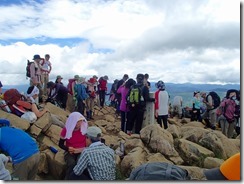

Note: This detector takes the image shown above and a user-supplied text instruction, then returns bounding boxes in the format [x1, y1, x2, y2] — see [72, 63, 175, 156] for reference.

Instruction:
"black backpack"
[206, 91, 221, 109]
[26, 60, 34, 78]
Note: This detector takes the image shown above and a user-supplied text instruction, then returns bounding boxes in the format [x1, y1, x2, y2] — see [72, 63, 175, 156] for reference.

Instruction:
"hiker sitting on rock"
[0, 118, 40, 180]
[58, 112, 88, 179]
[26, 86, 49, 118]
[69, 126, 116, 180]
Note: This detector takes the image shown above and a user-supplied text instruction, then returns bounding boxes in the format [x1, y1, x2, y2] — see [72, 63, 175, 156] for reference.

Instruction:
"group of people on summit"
[0, 53, 240, 181]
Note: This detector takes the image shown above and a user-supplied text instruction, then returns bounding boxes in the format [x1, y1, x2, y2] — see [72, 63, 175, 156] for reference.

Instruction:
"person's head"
[144, 73, 149, 80]
[45, 54, 50, 60]
[129, 162, 191, 180]
[33, 54, 41, 61]
[125, 78, 136, 89]
[86, 126, 102, 146]
[47, 81, 55, 89]
[225, 89, 238, 99]
[64, 112, 88, 139]
[27, 86, 39, 99]
[56, 75, 63, 83]
[193, 91, 200, 97]
[136, 74, 144, 84]
[74, 75, 79, 81]
[103, 75, 109, 81]
[123, 74, 129, 81]
[155, 80, 165, 90]
[78, 77, 86, 84]
[204, 152, 240, 180]
[200, 92, 206, 98]
[93, 75, 98, 80]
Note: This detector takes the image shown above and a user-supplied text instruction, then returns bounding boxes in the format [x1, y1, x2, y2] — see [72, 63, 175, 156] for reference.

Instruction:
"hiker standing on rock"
[40, 54, 52, 96]
[29, 54, 43, 103]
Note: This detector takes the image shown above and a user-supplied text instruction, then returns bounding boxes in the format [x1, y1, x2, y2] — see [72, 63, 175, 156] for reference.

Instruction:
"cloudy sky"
[0, 0, 241, 86]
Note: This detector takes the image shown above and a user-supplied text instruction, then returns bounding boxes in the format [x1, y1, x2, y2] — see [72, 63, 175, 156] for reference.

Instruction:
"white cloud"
[0, 0, 240, 85]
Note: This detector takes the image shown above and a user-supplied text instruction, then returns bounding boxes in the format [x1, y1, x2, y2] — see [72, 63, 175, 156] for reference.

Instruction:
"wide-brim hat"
[56, 75, 63, 79]
[74, 75, 79, 80]
[33, 54, 41, 60]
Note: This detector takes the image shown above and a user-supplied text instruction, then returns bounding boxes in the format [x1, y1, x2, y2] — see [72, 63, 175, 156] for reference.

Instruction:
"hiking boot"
[211, 126, 216, 130]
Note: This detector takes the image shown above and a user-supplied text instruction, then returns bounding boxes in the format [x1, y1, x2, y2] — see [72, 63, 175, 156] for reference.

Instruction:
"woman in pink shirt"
[58, 112, 88, 179]
[117, 78, 136, 134]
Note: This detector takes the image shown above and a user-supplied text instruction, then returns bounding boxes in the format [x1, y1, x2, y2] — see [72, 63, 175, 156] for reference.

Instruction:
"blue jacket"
[75, 84, 89, 100]
[0, 127, 39, 164]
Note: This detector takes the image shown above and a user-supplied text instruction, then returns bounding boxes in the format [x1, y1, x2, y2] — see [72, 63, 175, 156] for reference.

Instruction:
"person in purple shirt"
[47, 81, 69, 110]
[117, 78, 136, 134]
[0, 119, 40, 180]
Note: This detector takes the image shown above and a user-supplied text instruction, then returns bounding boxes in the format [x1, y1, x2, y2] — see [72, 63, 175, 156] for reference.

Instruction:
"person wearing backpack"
[74, 77, 89, 117]
[66, 75, 80, 112]
[154, 81, 169, 129]
[98, 75, 109, 108]
[200, 91, 220, 130]
[126, 74, 154, 134]
[218, 90, 238, 138]
[29, 54, 43, 103]
[117, 78, 136, 134]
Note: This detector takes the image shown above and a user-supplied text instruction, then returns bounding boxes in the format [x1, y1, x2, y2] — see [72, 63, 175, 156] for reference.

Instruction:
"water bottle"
[50, 146, 58, 154]
[0, 100, 11, 113]
[120, 141, 125, 156]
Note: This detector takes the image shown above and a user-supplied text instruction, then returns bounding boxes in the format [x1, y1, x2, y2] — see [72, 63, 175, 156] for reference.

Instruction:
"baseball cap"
[86, 126, 102, 138]
[129, 162, 191, 180]
[204, 152, 240, 180]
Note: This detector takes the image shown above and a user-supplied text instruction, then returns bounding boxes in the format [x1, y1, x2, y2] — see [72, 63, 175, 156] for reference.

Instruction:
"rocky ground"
[1, 100, 240, 181]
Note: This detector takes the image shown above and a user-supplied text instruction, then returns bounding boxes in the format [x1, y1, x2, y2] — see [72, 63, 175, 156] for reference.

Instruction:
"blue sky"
[0, 0, 241, 85]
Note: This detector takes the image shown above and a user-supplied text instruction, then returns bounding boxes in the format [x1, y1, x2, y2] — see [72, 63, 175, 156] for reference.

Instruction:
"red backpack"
[3, 89, 24, 112]
[67, 79, 76, 95]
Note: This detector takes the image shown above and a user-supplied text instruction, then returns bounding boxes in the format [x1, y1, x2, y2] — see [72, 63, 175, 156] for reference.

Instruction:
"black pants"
[64, 152, 80, 180]
[68, 169, 92, 180]
[191, 109, 202, 122]
[77, 99, 85, 115]
[99, 90, 106, 107]
[128, 107, 145, 134]
[157, 115, 168, 129]
[56, 93, 68, 109]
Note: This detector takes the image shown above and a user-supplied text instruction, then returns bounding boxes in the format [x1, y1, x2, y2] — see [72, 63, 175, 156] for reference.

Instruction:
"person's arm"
[73, 151, 89, 175]
[143, 87, 154, 102]
[48, 62, 52, 73]
[31, 103, 48, 118]
[58, 138, 68, 151]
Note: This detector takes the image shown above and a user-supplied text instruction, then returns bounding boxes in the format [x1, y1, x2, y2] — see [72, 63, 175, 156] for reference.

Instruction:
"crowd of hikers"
[0, 54, 241, 181]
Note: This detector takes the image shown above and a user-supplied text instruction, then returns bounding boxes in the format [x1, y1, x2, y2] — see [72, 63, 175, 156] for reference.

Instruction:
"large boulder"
[140, 124, 179, 157]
